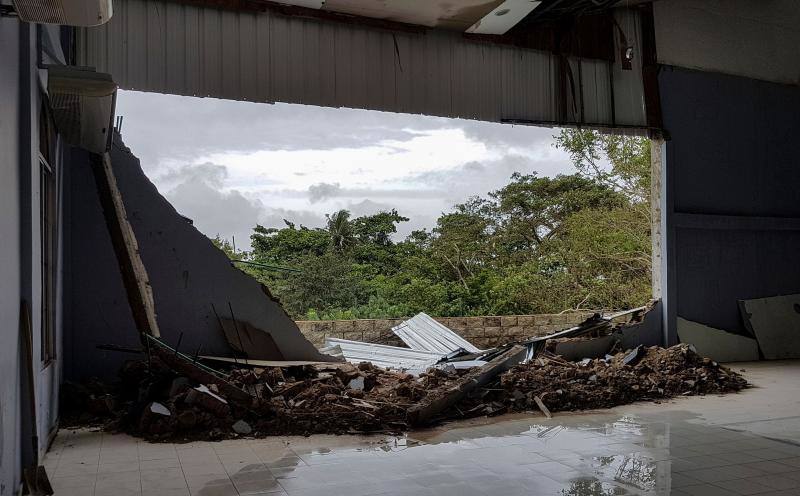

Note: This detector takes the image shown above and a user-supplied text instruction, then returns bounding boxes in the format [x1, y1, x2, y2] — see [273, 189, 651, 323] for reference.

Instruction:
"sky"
[115, 90, 575, 249]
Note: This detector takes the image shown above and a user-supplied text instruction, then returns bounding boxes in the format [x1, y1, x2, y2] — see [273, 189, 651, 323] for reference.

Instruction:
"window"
[40, 104, 57, 364]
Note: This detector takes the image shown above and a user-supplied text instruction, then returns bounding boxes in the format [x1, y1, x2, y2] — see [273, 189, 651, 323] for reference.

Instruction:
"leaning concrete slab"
[677, 317, 759, 362]
[617, 300, 664, 349]
[65, 134, 335, 380]
[739, 294, 800, 360]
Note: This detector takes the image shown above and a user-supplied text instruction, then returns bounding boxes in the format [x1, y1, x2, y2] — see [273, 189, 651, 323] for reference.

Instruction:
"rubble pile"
[496, 344, 748, 413]
[62, 358, 462, 440]
[234, 362, 433, 436]
[62, 344, 747, 441]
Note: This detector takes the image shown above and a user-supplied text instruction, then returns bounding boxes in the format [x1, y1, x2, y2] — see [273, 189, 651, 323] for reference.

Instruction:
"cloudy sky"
[116, 90, 575, 248]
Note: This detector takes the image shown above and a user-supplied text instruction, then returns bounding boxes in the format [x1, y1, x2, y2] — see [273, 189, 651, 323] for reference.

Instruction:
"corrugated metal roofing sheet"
[77, 0, 646, 128]
[392, 313, 482, 354]
[324, 337, 442, 372]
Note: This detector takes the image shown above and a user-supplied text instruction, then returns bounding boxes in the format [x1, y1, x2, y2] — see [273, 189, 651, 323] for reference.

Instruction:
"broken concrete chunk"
[186, 385, 230, 417]
[347, 376, 365, 391]
[139, 401, 174, 435]
[149, 402, 171, 416]
[677, 317, 759, 362]
[232, 420, 252, 435]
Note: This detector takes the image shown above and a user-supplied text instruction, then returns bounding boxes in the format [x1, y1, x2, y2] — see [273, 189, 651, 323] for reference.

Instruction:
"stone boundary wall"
[296, 312, 596, 349]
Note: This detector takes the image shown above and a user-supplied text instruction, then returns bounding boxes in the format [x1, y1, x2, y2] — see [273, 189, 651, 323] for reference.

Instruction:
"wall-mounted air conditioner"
[47, 66, 117, 154]
[10, 0, 112, 26]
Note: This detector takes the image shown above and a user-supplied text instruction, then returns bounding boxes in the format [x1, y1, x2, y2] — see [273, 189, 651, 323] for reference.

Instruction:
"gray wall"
[0, 12, 24, 495]
[660, 66, 800, 338]
[65, 134, 333, 381]
[0, 17, 65, 494]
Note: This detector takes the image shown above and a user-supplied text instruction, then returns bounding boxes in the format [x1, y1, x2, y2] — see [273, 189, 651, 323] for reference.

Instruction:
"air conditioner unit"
[11, 0, 112, 26]
[47, 66, 117, 154]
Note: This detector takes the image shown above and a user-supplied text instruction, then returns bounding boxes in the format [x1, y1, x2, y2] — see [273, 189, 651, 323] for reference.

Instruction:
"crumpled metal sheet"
[392, 313, 482, 354]
[324, 337, 443, 372]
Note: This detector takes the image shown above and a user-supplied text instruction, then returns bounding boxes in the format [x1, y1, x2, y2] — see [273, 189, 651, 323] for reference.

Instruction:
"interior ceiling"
[275, 0, 627, 31]
[316, 0, 505, 30]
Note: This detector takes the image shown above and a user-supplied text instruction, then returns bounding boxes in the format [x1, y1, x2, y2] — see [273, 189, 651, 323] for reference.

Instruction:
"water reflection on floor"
[273, 411, 800, 495]
[46, 410, 800, 495]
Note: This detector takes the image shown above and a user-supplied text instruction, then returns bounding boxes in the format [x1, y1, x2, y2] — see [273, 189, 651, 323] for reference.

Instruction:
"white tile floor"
[45, 360, 800, 496]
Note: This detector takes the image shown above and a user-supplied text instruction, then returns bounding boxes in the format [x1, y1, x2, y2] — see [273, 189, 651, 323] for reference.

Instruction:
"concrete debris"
[61, 342, 747, 441]
[232, 420, 252, 435]
[496, 344, 747, 413]
[60, 303, 751, 442]
[139, 401, 173, 435]
[149, 402, 171, 416]
[347, 376, 365, 391]
[407, 345, 527, 426]
[186, 385, 230, 417]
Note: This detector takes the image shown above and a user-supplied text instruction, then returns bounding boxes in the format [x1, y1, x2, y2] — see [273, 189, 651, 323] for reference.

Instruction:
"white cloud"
[116, 90, 575, 248]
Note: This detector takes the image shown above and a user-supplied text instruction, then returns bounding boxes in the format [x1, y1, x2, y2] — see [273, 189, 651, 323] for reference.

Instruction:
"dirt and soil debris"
[61, 344, 748, 442]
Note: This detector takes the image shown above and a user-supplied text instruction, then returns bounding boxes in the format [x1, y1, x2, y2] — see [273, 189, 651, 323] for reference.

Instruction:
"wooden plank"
[90, 152, 160, 338]
[533, 395, 552, 419]
[200, 355, 328, 367]
[146, 335, 253, 402]
[407, 345, 526, 426]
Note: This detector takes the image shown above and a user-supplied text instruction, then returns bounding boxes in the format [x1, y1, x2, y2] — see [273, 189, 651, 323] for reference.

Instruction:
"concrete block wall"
[297, 312, 596, 349]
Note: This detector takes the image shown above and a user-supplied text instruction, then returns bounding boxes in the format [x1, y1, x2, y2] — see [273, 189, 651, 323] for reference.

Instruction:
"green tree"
[221, 130, 653, 319]
[250, 222, 329, 263]
[352, 209, 409, 246]
[554, 129, 651, 219]
[489, 172, 625, 264]
[211, 235, 237, 259]
[326, 210, 355, 252]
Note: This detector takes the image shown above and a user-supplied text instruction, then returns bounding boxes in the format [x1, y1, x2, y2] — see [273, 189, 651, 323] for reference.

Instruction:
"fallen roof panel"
[324, 337, 443, 371]
[392, 313, 482, 354]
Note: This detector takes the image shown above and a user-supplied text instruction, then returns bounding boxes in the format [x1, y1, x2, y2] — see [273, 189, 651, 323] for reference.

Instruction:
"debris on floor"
[61, 333, 748, 442]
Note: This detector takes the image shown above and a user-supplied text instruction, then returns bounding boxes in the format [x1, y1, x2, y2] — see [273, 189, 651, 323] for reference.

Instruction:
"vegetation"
[213, 130, 652, 320]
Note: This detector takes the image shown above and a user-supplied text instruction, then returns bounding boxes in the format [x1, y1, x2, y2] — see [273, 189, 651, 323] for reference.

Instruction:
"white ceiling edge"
[466, 0, 542, 35]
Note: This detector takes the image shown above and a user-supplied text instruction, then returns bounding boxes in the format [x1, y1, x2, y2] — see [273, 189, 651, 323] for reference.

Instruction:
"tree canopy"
[218, 130, 652, 320]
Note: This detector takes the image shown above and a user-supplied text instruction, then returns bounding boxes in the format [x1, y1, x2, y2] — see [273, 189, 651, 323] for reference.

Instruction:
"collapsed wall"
[64, 134, 334, 380]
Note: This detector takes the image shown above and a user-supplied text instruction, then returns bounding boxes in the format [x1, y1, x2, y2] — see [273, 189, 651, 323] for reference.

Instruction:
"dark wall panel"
[663, 67, 800, 217]
[661, 66, 800, 335]
[674, 227, 800, 333]
[65, 135, 332, 380]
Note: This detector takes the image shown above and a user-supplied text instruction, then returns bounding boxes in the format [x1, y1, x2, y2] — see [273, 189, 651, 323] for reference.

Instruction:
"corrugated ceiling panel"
[612, 8, 646, 127]
[77, 0, 646, 128]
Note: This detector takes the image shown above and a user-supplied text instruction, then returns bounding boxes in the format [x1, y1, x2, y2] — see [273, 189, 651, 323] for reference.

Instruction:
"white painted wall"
[653, 0, 800, 85]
